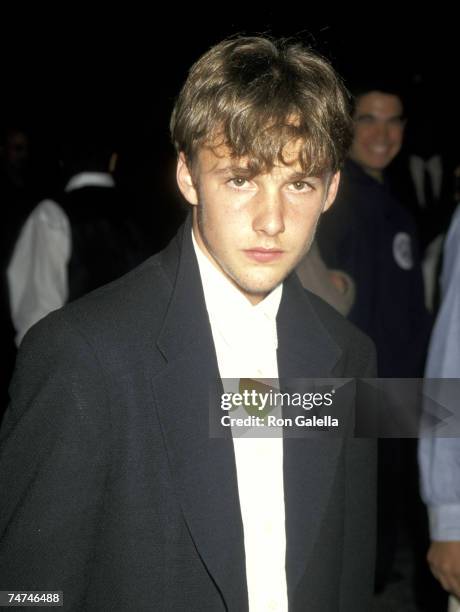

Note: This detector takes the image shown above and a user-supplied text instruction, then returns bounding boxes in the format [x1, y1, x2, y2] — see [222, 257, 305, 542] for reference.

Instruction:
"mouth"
[369, 146, 391, 155]
[243, 248, 284, 263]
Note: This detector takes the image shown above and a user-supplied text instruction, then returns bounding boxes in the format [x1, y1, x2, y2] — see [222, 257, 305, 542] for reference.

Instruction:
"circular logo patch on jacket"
[393, 232, 413, 270]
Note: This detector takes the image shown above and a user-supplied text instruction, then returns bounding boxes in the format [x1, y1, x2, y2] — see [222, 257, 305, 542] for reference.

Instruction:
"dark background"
[1, 11, 458, 245]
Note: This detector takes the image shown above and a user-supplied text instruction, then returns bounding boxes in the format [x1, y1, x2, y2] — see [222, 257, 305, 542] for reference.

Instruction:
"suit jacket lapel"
[277, 275, 345, 599]
[277, 274, 342, 379]
[153, 218, 248, 611]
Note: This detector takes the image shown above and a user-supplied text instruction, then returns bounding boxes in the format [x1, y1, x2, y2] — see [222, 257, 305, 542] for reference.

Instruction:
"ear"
[176, 152, 198, 205]
[108, 152, 118, 174]
[323, 171, 341, 212]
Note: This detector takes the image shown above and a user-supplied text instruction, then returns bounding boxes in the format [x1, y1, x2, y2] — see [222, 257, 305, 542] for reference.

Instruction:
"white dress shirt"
[409, 154, 443, 207]
[7, 172, 115, 345]
[192, 230, 288, 612]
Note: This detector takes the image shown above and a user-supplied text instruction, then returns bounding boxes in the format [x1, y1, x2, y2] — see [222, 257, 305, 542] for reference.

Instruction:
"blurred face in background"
[5, 129, 30, 170]
[349, 91, 405, 181]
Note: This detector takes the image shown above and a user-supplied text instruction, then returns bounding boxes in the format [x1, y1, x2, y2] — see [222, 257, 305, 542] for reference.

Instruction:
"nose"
[373, 120, 390, 142]
[252, 187, 285, 237]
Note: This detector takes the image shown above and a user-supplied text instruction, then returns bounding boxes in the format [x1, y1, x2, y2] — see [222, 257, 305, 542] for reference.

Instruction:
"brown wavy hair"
[170, 36, 353, 177]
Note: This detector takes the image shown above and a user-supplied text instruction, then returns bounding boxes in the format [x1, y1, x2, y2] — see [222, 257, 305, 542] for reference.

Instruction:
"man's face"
[349, 91, 405, 178]
[6, 130, 30, 170]
[176, 143, 340, 304]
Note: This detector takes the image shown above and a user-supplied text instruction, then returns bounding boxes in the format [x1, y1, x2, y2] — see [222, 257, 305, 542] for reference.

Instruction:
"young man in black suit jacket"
[0, 37, 377, 611]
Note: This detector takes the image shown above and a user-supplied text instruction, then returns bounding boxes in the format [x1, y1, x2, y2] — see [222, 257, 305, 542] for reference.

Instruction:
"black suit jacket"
[0, 218, 377, 611]
[61, 182, 147, 301]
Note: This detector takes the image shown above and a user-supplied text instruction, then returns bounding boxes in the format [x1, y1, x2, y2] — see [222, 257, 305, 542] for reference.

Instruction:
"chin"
[240, 278, 283, 297]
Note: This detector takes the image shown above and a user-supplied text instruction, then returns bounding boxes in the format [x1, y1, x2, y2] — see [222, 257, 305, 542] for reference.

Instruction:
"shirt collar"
[65, 172, 115, 192]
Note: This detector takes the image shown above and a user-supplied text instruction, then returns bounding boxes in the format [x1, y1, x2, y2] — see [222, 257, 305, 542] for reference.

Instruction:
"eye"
[289, 181, 313, 193]
[228, 177, 250, 189]
[355, 115, 376, 126]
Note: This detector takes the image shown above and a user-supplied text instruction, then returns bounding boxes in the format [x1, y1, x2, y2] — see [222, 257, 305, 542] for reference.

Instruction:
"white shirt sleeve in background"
[7, 200, 71, 346]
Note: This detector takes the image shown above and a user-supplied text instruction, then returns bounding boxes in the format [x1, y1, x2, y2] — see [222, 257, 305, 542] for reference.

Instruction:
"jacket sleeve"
[339, 337, 377, 611]
[0, 310, 111, 607]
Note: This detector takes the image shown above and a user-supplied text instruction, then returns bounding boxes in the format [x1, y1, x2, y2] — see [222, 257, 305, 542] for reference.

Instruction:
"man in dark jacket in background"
[7, 133, 147, 345]
[316, 81, 443, 611]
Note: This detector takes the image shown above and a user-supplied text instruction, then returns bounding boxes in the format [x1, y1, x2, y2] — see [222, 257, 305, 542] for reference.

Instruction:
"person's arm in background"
[7, 200, 70, 345]
[419, 436, 460, 599]
[419, 204, 460, 601]
[296, 240, 355, 317]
